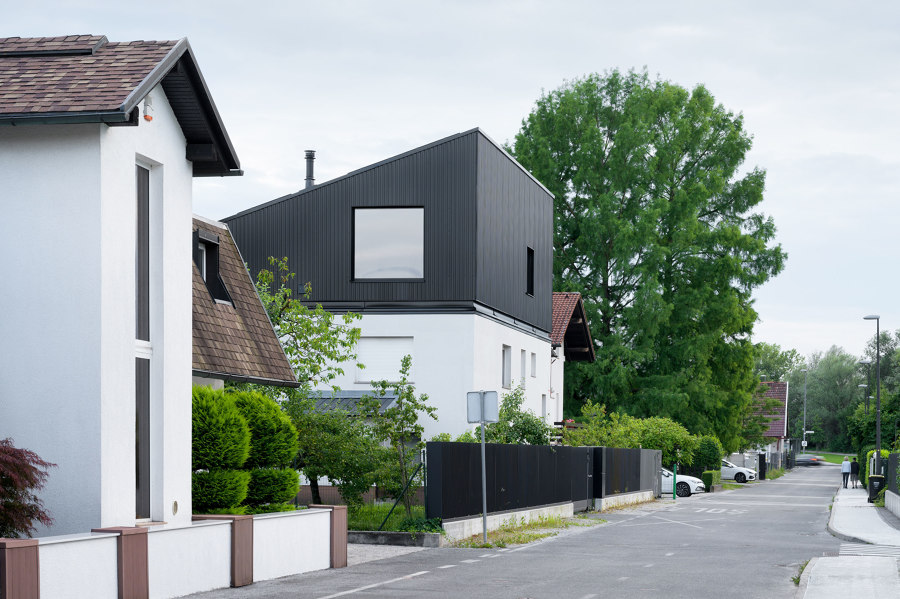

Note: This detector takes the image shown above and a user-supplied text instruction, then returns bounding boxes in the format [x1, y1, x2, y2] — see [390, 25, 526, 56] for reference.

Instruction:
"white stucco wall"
[38, 533, 119, 599]
[253, 510, 332, 581]
[0, 85, 194, 535]
[148, 521, 232, 598]
[325, 312, 552, 439]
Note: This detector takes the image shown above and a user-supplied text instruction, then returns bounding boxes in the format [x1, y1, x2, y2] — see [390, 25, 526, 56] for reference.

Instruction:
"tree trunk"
[309, 475, 322, 505]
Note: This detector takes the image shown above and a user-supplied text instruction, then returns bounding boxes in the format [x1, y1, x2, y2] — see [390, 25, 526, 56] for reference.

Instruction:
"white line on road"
[438, 564, 456, 569]
[651, 515, 703, 529]
[665, 552, 674, 556]
[577, 594, 598, 599]
[617, 577, 629, 582]
[765, 482, 839, 487]
[479, 553, 493, 558]
[643, 563, 653, 568]
[461, 559, 480, 563]
[315, 571, 429, 599]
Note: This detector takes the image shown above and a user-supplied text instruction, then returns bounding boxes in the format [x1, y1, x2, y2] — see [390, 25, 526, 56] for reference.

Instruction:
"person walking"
[841, 456, 851, 489]
[850, 457, 860, 489]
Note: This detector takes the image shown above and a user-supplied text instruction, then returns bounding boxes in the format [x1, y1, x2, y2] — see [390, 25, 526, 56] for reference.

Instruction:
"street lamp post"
[859, 359, 872, 415]
[857, 384, 869, 415]
[801, 368, 808, 449]
[863, 315, 882, 477]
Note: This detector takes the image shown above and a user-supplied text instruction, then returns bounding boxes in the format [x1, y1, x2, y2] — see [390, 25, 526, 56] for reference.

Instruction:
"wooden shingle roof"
[0, 34, 240, 176]
[192, 217, 297, 387]
[755, 381, 789, 438]
[551, 292, 595, 362]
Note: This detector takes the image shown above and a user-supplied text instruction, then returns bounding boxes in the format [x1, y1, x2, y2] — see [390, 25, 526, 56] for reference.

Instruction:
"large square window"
[354, 208, 424, 279]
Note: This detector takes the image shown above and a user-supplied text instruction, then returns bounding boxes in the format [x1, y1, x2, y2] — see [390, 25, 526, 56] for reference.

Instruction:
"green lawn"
[347, 503, 438, 532]
[815, 451, 853, 465]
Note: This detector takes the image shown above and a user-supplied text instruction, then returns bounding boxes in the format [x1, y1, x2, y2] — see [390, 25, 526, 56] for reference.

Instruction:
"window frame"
[526, 246, 535, 297]
[352, 206, 425, 281]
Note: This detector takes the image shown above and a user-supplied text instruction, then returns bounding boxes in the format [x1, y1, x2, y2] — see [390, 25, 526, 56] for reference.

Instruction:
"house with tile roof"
[0, 34, 283, 536]
[755, 381, 790, 456]
[550, 292, 596, 420]
[225, 130, 556, 438]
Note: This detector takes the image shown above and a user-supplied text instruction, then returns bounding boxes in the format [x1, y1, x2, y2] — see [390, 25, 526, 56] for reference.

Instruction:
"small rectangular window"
[193, 230, 232, 304]
[502, 345, 512, 389]
[520, 349, 527, 383]
[541, 394, 547, 421]
[526, 247, 535, 296]
[354, 208, 424, 279]
[530, 352, 537, 377]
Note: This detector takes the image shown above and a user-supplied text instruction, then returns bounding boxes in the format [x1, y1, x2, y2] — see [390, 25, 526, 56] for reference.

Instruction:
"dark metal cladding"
[224, 129, 553, 334]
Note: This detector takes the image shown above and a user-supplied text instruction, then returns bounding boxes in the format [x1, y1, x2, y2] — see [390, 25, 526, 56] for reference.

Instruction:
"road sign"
[801, 440, 807, 447]
[467, 391, 499, 423]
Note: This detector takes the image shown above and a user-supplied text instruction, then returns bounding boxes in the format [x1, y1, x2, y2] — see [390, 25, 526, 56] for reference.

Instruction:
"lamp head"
[858, 384, 868, 388]
[863, 315, 880, 321]
[859, 359, 872, 365]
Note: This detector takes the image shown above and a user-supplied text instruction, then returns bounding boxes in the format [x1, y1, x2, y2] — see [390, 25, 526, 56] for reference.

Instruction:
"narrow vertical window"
[531, 352, 537, 377]
[136, 166, 150, 341]
[520, 349, 527, 383]
[542, 394, 547, 421]
[135, 357, 150, 519]
[526, 247, 535, 296]
[502, 345, 512, 389]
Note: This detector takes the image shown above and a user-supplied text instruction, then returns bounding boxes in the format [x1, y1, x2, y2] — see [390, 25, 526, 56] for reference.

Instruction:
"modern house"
[550, 292, 596, 421]
[225, 129, 555, 438]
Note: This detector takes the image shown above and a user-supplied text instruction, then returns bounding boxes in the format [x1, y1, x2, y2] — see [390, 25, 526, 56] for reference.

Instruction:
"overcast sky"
[8, 1, 900, 359]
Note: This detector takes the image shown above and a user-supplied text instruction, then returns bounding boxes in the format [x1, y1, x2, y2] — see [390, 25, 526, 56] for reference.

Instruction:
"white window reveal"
[355, 337, 414, 383]
[520, 349, 527, 383]
[353, 208, 424, 279]
[502, 345, 512, 389]
[542, 394, 547, 421]
[530, 352, 537, 377]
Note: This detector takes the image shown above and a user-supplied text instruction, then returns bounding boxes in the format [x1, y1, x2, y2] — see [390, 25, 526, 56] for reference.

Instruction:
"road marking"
[479, 553, 493, 558]
[688, 500, 827, 507]
[461, 559, 480, 563]
[643, 563, 653, 568]
[651, 515, 703, 529]
[487, 553, 501, 558]
[765, 482, 839, 487]
[438, 564, 456, 569]
[665, 552, 674, 556]
[617, 577, 629, 582]
[316, 570, 429, 599]
[577, 594, 598, 599]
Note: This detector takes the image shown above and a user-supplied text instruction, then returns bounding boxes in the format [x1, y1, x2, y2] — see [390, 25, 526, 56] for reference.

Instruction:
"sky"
[7, 1, 900, 359]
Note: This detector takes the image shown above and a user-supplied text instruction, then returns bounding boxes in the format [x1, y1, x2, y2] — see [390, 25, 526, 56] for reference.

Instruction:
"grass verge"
[347, 504, 440, 533]
[816, 452, 853, 465]
[766, 467, 786, 480]
[792, 559, 810, 585]
[722, 483, 743, 490]
[451, 514, 602, 548]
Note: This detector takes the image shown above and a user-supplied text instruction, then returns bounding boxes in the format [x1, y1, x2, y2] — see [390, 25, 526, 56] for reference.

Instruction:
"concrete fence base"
[592, 490, 655, 512]
[886, 490, 900, 520]
[442, 502, 574, 542]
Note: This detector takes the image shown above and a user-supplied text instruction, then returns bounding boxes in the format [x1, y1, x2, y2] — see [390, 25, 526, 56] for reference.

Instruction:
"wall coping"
[252, 508, 328, 521]
[36, 531, 120, 546]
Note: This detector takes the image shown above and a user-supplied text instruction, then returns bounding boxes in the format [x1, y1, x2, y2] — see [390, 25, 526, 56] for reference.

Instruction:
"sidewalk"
[798, 484, 900, 599]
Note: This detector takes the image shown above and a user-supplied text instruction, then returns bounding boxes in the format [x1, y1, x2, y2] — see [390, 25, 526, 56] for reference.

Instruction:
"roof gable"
[551, 292, 595, 362]
[192, 217, 297, 387]
[0, 35, 240, 176]
[754, 381, 789, 438]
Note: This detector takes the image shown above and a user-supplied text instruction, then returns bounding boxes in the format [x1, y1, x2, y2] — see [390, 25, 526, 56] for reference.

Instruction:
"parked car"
[661, 468, 706, 497]
[794, 454, 824, 466]
[721, 459, 757, 483]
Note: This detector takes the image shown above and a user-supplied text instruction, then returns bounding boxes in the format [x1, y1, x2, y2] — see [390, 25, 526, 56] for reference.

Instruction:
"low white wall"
[442, 503, 574, 542]
[148, 520, 232, 599]
[254, 509, 331, 581]
[594, 490, 654, 512]
[887, 490, 900, 520]
[39, 532, 119, 599]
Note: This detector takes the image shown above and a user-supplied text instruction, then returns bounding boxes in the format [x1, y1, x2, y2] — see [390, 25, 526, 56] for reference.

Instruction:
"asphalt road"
[191, 465, 842, 599]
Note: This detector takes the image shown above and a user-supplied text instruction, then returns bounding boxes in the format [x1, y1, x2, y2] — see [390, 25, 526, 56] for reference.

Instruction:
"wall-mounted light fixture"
[143, 96, 153, 122]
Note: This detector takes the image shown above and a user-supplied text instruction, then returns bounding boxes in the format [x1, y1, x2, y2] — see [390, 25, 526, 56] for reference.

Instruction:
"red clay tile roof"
[551, 292, 595, 362]
[192, 217, 297, 387]
[0, 35, 178, 116]
[755, 381, 789, 438]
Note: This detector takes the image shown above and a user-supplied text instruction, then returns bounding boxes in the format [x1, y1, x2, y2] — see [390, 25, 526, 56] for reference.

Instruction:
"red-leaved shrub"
[0, 438, 55, 538]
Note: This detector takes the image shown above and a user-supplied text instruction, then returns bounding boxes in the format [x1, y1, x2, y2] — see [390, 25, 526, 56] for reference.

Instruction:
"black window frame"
[351, 206, 426, 282]
[526, 246, 535, 297]
[193, 229, 233, 304]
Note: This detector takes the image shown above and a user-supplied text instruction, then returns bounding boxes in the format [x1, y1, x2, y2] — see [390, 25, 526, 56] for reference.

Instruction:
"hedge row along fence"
[192, 387, 300, 514]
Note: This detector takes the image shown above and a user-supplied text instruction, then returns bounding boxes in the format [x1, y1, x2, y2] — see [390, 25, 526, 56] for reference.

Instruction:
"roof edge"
[192, 369, 300, 388]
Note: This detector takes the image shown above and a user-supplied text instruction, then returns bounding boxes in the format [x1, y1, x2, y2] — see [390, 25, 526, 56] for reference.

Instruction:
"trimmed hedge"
[695, 436, 724, 473]
[245, 468, 300, 506]
[701, 470, 722, 491]
[192, 469, 251, 511]
[231, 391, 299, 468]
[192, 386, 250, 471]
[861, 448, 890, 488]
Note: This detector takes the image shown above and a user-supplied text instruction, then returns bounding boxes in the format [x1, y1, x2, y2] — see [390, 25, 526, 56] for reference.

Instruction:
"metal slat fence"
[888, 453, 899, 495]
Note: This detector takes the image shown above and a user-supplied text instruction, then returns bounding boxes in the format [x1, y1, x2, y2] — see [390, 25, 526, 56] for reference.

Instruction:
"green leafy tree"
[361, 355, 437, 519]
[694, 435, 724, 473]
[510, 70, 785, 451]
[477, 384, 552, 445]
[754, 342, 803, 382]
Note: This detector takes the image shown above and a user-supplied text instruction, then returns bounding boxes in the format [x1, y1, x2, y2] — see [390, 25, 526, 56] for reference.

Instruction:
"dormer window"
[193, 229, 232, 304]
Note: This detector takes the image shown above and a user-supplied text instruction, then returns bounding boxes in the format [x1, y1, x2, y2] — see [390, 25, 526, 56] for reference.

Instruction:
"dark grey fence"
[425, 442, 661, 521]
[888, 453, 899, 495]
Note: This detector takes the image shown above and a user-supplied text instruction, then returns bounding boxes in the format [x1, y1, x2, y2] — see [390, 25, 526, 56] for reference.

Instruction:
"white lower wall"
[148, 521, 232, 599]
[887, 490, 900, 520]
[325, 312, 552, 439]
[254, 510, 331, 581]
[39, 533, 119, 599]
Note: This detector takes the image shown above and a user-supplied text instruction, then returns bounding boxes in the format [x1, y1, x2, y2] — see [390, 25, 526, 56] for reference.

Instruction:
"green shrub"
[192, 469, 251, 511]
[230, 390, 299, 468]
[192, 386, 250, 471]
[861, 448, 890, 488]
[701, 470, 722, 490]
[245, 468, 300, 506]
[695, 436, 724, 472]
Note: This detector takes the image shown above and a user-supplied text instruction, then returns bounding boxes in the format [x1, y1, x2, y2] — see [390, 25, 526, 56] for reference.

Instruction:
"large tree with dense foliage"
[510, 70, 785, 451]
[754, 342, 803, 382]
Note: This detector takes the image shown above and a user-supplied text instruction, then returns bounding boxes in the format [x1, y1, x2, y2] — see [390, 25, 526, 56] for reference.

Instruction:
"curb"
[826, 486, 873, 545]
[348, 530, 444, 547]
[793, 556, 818, 599]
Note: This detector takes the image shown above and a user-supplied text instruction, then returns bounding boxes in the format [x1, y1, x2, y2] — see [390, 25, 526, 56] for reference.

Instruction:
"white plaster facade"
[0, 85, 193, 534]
[325, 312, 555, 439]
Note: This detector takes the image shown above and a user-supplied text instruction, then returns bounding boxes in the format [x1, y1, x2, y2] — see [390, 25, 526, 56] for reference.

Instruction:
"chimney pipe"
[304, 150, 315, 189]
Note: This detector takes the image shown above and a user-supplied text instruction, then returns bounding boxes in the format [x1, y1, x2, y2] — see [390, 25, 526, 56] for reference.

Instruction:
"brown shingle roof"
[192, 217, 297, 387]
[0, 35, 177, 116]
[754, 381, 789, 438]
[551, 292, 595, 362]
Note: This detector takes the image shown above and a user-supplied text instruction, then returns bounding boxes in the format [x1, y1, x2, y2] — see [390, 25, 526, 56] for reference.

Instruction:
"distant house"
[192, 216, 297, 389]
[550, 292, 596, 420]
[0, 34, 250, 535]
[225, 129, 554, 438]
[755, 381, 789, 455]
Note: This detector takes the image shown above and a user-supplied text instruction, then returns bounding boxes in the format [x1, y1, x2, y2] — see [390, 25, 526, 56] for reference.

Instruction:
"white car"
[661, 468, 706, 497]
[721, 459, 757, 483]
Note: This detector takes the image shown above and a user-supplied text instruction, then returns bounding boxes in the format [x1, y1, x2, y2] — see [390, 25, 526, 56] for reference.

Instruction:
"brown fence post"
[91, 527, 148, 599]
[191, 515, 254, 587]
[308, 505, 347, 568]
[0, 538, 40, 599]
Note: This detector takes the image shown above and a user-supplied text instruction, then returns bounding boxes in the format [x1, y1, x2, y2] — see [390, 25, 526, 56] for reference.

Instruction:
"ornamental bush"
[701, 470, 722, 491]
[0, 438, 55, 538]
[192, 469, 251, 512]
[230, 390, 299, 468]
[192, 386, 250, 471]
[244, 468, 300, 505]
[860, 447, 890, 488]
[695, 435, 724, 473]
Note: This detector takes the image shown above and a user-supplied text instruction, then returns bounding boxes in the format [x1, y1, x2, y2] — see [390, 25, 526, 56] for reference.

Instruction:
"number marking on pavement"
[315, 570, 429, 599]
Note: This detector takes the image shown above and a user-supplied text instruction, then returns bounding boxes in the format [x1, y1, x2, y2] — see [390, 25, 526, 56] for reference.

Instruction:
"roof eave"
[192, 369, 300, 388]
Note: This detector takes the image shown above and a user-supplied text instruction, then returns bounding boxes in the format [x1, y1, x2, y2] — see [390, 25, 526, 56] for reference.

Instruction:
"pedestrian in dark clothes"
[850, 457, 860, 489]
[841, 456, 851, 488]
